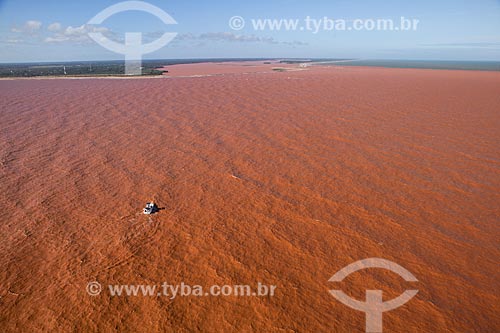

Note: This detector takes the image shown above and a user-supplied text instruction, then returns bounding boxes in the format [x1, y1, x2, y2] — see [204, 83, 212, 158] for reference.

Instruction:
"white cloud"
[176, 32, 308, 46]
[11, 20, 42, 34]
[44, 24, 111, 43]
[197, 32, 277, 43]
[44, 36, 69, 43]
[47, 22, 62, 32]
[26, 20, 42, 31]
[6, 39, 23, 44]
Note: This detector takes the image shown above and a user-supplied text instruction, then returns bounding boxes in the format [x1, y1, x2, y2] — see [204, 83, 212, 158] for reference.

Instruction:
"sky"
[0, 0, 499, 63]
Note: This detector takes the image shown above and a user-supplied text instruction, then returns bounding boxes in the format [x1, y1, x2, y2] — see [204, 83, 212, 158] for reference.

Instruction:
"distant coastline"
[0, 59, 273, 78]
[0, 58, 499, 78]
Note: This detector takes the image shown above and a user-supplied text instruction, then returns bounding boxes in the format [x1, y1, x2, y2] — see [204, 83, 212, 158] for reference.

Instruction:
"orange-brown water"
[0, 65, 499, 332]
[159, 60, 297, 77]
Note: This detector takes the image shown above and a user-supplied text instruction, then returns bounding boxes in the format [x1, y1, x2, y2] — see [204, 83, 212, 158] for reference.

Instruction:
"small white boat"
[143, 202, 158, 215]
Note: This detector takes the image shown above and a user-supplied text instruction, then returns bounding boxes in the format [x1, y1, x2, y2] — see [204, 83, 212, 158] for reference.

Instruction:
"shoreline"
[1, 61, 499, 81]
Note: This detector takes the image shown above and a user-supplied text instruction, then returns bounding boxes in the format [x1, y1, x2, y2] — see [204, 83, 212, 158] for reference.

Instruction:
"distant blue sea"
[314, 59, 500, 71]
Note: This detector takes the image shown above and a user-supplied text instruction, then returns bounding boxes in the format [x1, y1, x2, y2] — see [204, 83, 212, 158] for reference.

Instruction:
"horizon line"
[2, 57, 500, 65]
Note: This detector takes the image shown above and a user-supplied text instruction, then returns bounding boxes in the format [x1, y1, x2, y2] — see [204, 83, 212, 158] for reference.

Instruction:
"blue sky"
[0, 0, 499, 62]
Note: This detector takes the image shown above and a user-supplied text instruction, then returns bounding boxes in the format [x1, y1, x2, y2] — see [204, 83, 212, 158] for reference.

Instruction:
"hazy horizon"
[2, 57, 500, 65]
